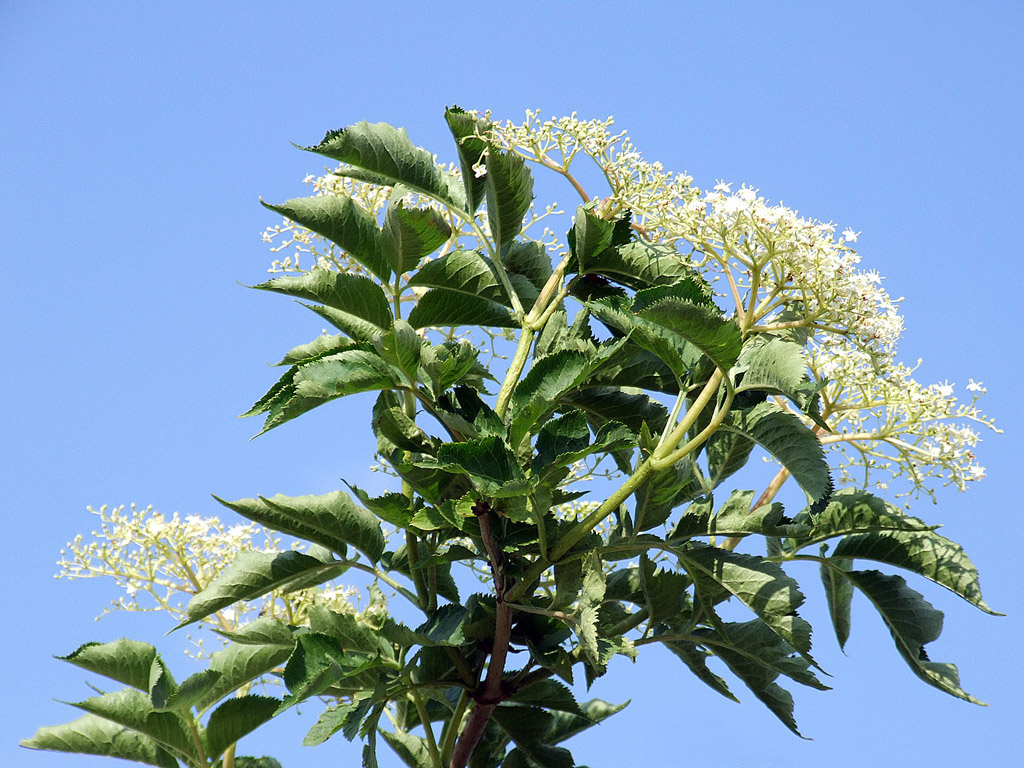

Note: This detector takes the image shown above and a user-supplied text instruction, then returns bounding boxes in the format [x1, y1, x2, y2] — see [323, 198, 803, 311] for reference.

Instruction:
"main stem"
[449, 507, 513, 768]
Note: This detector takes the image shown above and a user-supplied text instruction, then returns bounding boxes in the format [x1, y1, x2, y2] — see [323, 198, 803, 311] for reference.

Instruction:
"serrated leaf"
[380, 728, 433, 768]
[203, 696, 280, 760]
[503, 240, 553, 293]
[633, 458, 702, 532]
[180, 549, 342, 628]
[546, 699, 629, 745]
[281, 634, 382, 710]
[309, 606, 395, 657]
[820, 551, 854, 649]
[708, 489, 811, 538]
[704, 429, 757, 490]
[66, 687, 195, 757]
[833, 528, 998, 614]
[213, 617, 297, 646]
[408, 287, 518, 329]
[191, 642, 293, 713]
[843, 569, 982, 703]
[302, 699, 364, 747]
[576, 238, 696, 291]
[408, 249, 506, 302]
[246, 347, 400, 434]
[508, 680, 584, 715]
[638, 296, 743, 372]
[509, 350, 592, 446]
[232, 758, 283, 768]
[677, 545, 810, 654]
[262, 195, 390, 282]
[57, 639, 158, 692]
[445, 105, 490, 212]
[797, 488, 935, 545]
[718, 402, 830, 503]
[485, 147, 534, 246]
[253, 269, 392, 341]
[21, 714, 180, 768]
[303, 121, 465, 211]
[383, 201, 451, 274]
[216, 489, 384, 561]
[373, 319, 422, 384]
[569, 206, 629, 269]
[659, 633, 738, 701]
[155, 668, 221, 712]
[410, 603, 469, 646]
[434, 435, 523, 496]
[276, 333, 351, 366]
[577, 552, 606, 668]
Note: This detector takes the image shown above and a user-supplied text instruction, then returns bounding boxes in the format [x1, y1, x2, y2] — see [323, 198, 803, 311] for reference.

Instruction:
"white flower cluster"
[57, 504, 357, 648]
[489, 111, 997, 498]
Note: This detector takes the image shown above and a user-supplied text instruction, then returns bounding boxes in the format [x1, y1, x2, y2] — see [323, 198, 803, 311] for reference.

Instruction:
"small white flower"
[842, 228, 859, 242]
[935, 382, 955, 398]
[966, 379, 985, 393]
[713, 181, 732, 194]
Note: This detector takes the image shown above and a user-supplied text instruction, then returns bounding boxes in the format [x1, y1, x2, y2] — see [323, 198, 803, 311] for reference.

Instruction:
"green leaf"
[57, 639, 158, 692]
[302, 699, 365, 747]
[546, 698, 629, 745]
[252, 269, 392, 341]
[533, 412, 635, 476]
[798, 488, 936, 546]
[445, 105, 490, 212]
[21, 715, 180, 768]
[182, 642, 292, 713]
[637, 296, 743, 372]
[383, 201, 451, 275]
[508, 680, 584, 715]
[820, 549, 854, 649]
[585, 295, 694, 379]
[705, 489, 811, 538]
[409, 603, 469, 646]
[568, 206, 630, 269]
[833, 528, 998, 614]
[503, 240, 553, 293]
[303, 121, 465, 211]
[216, 489, 384, 561]
[180, 549, 341, 628]
[309, 606, 395, 657]
[408, 249, 508, 302]
[154, 668, 221, 712]
[418, 341, 494, 399]
[276, 333, 351, 366]
[659, 634, 738, 701]
[434, 435, 523, 496]
[485, 147, 534, 246]
[408, 287, 518, 329]
[576, 239, 696, 291]
[232, 758, 283, 768]
[704, 430, 756, 491]
[508, 350, 591, 446]
[691, 623, 809, 737]
[677, 545, 810, 654]
[261, 195, 390, 282]
[577, 552, 607, 668]
[66, 687, 195, 757]
[559, 386, 669, 437]
[734, 335, 820, 415]
[717, 402, 830, 503]
[203, 696, 280, 760]
[380, 729, 433, 768]
[842, 569, 983, 703]
[281, 634, 382, 709]
[245, 347, 400, 434]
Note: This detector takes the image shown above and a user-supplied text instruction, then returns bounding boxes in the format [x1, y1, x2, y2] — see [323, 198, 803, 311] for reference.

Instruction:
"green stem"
[408, 683, 443, 768]
[439, 690, 471, 766]
[405, 530, 430, 610]
[494, 327, 536, 420]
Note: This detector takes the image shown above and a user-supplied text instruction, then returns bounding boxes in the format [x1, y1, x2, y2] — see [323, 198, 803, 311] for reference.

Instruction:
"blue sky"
[2, 2, 1022, 767]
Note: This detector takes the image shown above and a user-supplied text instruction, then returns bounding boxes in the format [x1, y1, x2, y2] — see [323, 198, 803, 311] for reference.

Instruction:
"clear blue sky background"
[3, 3, 1022, 767]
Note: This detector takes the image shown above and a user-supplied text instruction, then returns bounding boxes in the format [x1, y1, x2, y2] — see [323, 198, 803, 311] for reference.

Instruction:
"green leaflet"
[215, 489, 385, 561]
[676, 545, 810, 655]
[577, 552, 607, 669]
[532, 411, 635, 477]
[819, 549, 854, 649]
[508, 680, 584, 716]
[21, 715, 180, 768]
[637, 295, 743, 373]
[302, 699, 366, 747]
[56, 638, 159, 692]
[842, 569, 983, 704]
[66, 687, 195, 757]
[252, 268, 392, 342]
[568, 206, 632, 270]
[245, 346, 400, 435]
[433, 435, 524, 496]
[408, 286, 518, 329]
[303, 121, 467, 211]
[659, 633, 738, 701]
[507, 349, 592, 446]
[796, 488, 936, 545]
[179, 549, 343, 628]
[381, 728, 434, 768]
[172, 641, 292, 714]
[261, 195, 391, 282]
[484, 147, 534, 246]
[375, 319, 422, 384]
[832, 527, 998, 614]
[309, 606, 396, 657]
[545, 699, 629, 745]
[203, 696, 281, 761]
[717, 402, 831, 504]
[280, 634, 384, 711]
[444, 105, 490, 212]
[382, 200, 451, 275]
